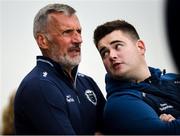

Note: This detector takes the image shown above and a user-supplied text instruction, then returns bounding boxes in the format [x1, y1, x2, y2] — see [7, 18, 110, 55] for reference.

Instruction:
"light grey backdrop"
[0, 0, 177, 132]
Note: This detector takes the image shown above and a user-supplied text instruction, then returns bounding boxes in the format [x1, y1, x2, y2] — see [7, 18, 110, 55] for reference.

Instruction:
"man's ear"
[136, 40, 146, 55]
[36, 33, 49, 49]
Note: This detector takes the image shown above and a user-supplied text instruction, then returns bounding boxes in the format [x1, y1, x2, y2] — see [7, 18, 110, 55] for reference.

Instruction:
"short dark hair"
[93, 20, 140, 47]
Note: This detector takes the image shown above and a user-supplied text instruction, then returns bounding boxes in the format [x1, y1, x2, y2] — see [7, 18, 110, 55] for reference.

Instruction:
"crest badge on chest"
[85, 89, 97, 106]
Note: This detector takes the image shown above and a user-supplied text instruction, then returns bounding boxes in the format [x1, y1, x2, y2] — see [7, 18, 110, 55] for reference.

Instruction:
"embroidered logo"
[85, 90, 97, 106]
[43, 71, 48, 77]
[159, 103, 173, 111]
[78, 73, 85, 77]
[66, 95, 75, 103]
[174, 80, 180, 84]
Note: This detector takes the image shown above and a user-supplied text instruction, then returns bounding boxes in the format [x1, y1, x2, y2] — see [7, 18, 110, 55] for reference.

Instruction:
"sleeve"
[104, 93, 180, 135]
[22, 79, 76, 134]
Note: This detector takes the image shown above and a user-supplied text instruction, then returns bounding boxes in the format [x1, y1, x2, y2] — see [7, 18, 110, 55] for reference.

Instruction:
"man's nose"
[109, 49, 118, 60]
[72, 31, 82, 44]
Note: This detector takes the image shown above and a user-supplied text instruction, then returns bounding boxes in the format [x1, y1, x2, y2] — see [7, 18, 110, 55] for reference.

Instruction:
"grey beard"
[53, 54, 81, 69]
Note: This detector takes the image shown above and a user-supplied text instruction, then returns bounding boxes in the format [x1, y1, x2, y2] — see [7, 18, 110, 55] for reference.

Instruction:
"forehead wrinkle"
[48, 13, 81, 31]
[48, 14, 62, 29]
[45, 17, 60, 35]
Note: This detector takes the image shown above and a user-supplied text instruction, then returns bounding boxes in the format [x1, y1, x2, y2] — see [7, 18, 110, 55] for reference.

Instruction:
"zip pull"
[77, 96, 81, 103]
[162, 69, 166, 75]
[142, 92, 146, 97]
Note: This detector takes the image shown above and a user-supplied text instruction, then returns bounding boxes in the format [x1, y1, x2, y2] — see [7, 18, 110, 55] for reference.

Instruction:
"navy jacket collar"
[105, 67, 162, 95]
[36, 56, 78, 83]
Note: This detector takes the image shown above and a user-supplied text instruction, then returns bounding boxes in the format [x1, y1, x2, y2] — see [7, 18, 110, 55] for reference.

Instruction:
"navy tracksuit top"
[14, 56, 106, 135]
[104, 67, 180, 135]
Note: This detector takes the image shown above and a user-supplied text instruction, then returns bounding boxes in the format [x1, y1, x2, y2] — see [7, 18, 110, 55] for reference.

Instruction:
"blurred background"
[0, 0, 177, 133]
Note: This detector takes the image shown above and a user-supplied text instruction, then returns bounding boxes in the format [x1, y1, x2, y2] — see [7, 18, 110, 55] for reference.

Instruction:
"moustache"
[68, 45, 81, 52]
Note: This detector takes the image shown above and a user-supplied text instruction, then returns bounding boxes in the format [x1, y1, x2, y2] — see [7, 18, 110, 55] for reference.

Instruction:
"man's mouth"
[112, 62, 122, 70]
[68, 46, 81, 57]
[68, 45, 81, 52]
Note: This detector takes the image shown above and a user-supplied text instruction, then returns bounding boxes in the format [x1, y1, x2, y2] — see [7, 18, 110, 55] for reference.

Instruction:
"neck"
[64, 68, 72, 77]
[63, 65, 76, 81]
[135, 66, 151, 83]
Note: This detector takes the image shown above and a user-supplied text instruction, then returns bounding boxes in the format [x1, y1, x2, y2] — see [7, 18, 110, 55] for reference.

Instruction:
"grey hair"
[33, 3, 76, 39]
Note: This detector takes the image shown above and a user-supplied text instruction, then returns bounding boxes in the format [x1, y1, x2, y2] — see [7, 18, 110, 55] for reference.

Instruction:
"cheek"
[51, 44, 63, 56]
[56, 39, 70, 52]
[123, 48, 137, 59]
[103, 59, 111, 70]
[127, 51, 141, 65]
[58, 37, 71, 45]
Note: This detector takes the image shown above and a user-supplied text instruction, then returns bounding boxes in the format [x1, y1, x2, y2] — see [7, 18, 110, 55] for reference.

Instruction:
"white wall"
[0, 0, 177, 132]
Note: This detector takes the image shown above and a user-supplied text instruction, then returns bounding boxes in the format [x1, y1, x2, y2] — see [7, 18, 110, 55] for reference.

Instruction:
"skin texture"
[36, 12, 82, 77]
[97, 30, 150, 82]
[159, 114, 175, 122]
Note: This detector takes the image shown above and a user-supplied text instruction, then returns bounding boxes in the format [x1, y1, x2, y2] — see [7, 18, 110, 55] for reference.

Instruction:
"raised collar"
[36, 56, 78, 85]
[105, 67, 162, 94]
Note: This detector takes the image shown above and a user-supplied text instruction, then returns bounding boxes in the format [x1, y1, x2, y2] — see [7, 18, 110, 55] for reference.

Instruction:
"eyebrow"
[98, 40, 125, 54]
[99, 47, 106, 54]
[110, 40, 124, 45]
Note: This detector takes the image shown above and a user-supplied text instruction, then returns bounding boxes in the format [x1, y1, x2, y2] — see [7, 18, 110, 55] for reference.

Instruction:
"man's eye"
[77, 29, 81, 34]
[101, 51, 109, 59]
[61, 29, 81, 36]
[116, 44, 123, 50]
[62, 30, 73, 35]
